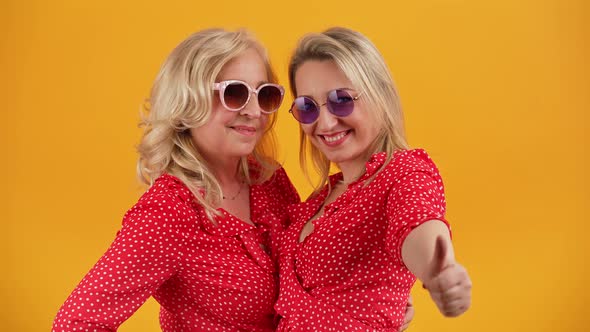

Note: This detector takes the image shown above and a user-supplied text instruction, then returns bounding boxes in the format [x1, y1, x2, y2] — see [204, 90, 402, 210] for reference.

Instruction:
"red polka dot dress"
[275, 150, 450, 331]
[53, 167, 300, 332]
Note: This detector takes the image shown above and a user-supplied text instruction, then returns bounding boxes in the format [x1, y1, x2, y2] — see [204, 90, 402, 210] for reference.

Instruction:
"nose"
[314, 103, 338, 130]
[239, 92, 262, 119]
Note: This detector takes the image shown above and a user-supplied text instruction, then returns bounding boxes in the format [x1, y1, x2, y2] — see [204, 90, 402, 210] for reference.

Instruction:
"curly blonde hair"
[137, 28, 279, 217]
[288, 27, 409, 193]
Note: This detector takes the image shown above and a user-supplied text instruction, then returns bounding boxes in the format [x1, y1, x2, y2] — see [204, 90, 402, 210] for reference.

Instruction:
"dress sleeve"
[385, 150, 450, 263]
[52, 193, 187, 332]
[271, 167, 301, 226]
[275, 167, 301, 204]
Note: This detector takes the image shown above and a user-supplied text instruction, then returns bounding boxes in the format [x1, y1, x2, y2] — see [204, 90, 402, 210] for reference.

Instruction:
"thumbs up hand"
[422, 236, 472, 317]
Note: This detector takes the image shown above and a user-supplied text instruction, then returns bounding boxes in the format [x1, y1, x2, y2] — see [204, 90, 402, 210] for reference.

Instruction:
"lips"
[231, 125, 257, 136]
[319, 130, 351, 146]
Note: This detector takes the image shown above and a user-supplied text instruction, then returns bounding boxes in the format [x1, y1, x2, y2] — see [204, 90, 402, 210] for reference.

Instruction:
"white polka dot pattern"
[275, 149, 450, 331]
[52, 167, 300, 332]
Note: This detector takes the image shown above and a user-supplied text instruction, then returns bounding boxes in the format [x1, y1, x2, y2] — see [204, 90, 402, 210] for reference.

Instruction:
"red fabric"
[275, 150, 449, 331]
[53, 168, 299, 332]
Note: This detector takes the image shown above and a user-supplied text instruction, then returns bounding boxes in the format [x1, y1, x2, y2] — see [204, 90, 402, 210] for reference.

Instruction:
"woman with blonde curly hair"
[53, 28, 299, 332]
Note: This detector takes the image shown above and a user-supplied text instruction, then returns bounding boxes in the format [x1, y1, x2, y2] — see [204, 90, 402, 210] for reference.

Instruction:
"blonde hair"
[137, 28, 279, 218]
[288, 27, 409, 193]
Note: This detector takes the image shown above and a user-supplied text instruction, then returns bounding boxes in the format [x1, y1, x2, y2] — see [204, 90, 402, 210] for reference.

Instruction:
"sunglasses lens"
[291, 97, 319, 124]
[258, 85, 283, 112]
[223, 83, 249, 110]
[327, 89, 355, 117]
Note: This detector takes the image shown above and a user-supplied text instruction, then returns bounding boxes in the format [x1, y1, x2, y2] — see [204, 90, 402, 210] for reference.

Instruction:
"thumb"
[432, 236, 451, 276]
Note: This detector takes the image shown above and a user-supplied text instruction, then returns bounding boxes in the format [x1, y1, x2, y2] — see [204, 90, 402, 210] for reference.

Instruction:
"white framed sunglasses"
[213, 80, 285, 114]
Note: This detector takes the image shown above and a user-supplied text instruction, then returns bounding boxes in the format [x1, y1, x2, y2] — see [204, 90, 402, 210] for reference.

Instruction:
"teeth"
[324, 132, 347, 142]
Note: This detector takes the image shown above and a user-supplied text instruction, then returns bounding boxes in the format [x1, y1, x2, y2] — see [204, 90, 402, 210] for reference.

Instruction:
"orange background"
[1, 0, 588, 331]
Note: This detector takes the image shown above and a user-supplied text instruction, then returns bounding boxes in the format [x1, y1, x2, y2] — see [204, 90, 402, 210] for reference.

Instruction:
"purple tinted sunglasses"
[289, 88, 363, 124]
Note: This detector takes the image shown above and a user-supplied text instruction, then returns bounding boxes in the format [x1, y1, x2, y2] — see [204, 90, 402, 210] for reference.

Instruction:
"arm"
[385, 150, 471, 318]
[401, 219, 454, 280]
[52, 193, 185, 331]
[399, 295, 414, 332]
[401, 220, 471, 317]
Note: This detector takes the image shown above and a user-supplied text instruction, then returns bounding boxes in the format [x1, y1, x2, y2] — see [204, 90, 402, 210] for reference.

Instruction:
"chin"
[323, 153, 347, 164]
[326, 151, 364, 164]
[232, 146, 257, 158]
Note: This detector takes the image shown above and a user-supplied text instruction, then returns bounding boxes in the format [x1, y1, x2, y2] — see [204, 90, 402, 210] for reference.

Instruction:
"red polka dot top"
[53, 167, 300, 332]
[275, 150, 450, 331]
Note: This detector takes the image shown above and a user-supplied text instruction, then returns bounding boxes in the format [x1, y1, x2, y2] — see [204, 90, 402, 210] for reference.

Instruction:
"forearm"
[53, 313, 117, 332]
[400, 219, 472, 317]
[401, 219, 453, 281]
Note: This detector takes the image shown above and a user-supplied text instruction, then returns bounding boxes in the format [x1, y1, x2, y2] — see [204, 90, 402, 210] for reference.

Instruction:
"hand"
[422, 236, 472, 317]
[399, 295, 414, 331]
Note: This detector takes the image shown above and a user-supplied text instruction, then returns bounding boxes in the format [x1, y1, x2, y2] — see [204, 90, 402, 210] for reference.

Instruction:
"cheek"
[212, 92, 222, 108]
[260, 114, 269, 127]
[301, 124, 314, 137]
[358, 121, 379, 143]
[215, 109, 239, 126]
[367, 114, 382, 139]
[353, 107, 379, 137]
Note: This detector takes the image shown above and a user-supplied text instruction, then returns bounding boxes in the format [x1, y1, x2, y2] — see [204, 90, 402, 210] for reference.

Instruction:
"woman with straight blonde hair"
[53, 28, 300, 332]
[275, 27, 472, 331]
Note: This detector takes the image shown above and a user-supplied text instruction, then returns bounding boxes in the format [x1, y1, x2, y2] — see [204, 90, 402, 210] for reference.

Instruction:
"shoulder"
[145, 173, 195, 201]
[123, 174, 204, 229]
[258, 166, 300, 204]
[381, 149, 441, 182]
[260, 166, 290, 188]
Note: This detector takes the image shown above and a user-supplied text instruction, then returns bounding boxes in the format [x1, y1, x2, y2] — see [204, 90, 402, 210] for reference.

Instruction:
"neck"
[207, 156, 243, 186]
[336, 149, 373, 184]
[337, 159, 366, 184]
